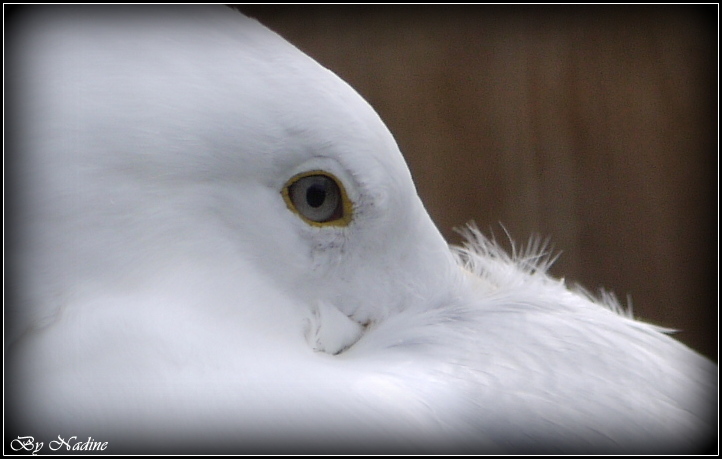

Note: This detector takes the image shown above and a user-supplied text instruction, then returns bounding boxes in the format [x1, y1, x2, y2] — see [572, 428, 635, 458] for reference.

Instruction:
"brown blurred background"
[236, 6, 717, 361]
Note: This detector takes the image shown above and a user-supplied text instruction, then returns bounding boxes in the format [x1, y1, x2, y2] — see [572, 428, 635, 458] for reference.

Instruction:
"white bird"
[7, 6, 716, 454]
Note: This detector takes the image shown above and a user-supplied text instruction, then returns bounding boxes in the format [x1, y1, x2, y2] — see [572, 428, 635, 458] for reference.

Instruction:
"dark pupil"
[306, 184, 326, 208]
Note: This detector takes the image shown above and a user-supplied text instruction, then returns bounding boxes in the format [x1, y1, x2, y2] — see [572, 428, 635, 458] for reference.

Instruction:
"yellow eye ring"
[281, 170, 353, 227]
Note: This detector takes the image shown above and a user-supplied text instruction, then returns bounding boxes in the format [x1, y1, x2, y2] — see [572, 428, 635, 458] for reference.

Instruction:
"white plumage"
[7, 6, 716, 453]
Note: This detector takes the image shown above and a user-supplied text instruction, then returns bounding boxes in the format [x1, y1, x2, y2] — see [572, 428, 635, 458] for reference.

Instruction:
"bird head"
[11, 6, 459, 353]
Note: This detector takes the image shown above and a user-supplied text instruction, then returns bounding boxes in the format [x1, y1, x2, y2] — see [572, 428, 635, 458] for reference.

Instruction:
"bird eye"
[282, 171, 352, 227]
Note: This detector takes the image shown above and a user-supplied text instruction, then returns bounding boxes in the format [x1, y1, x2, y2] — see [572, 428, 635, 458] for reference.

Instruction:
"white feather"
[7, 5, 716, 454]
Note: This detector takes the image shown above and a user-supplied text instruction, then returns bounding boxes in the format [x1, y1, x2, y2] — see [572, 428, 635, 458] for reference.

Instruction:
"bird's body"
[7, 6, 716, 453]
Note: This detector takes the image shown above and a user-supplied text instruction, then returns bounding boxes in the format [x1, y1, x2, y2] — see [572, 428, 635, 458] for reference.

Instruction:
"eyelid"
[281, 170, 354, 227]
